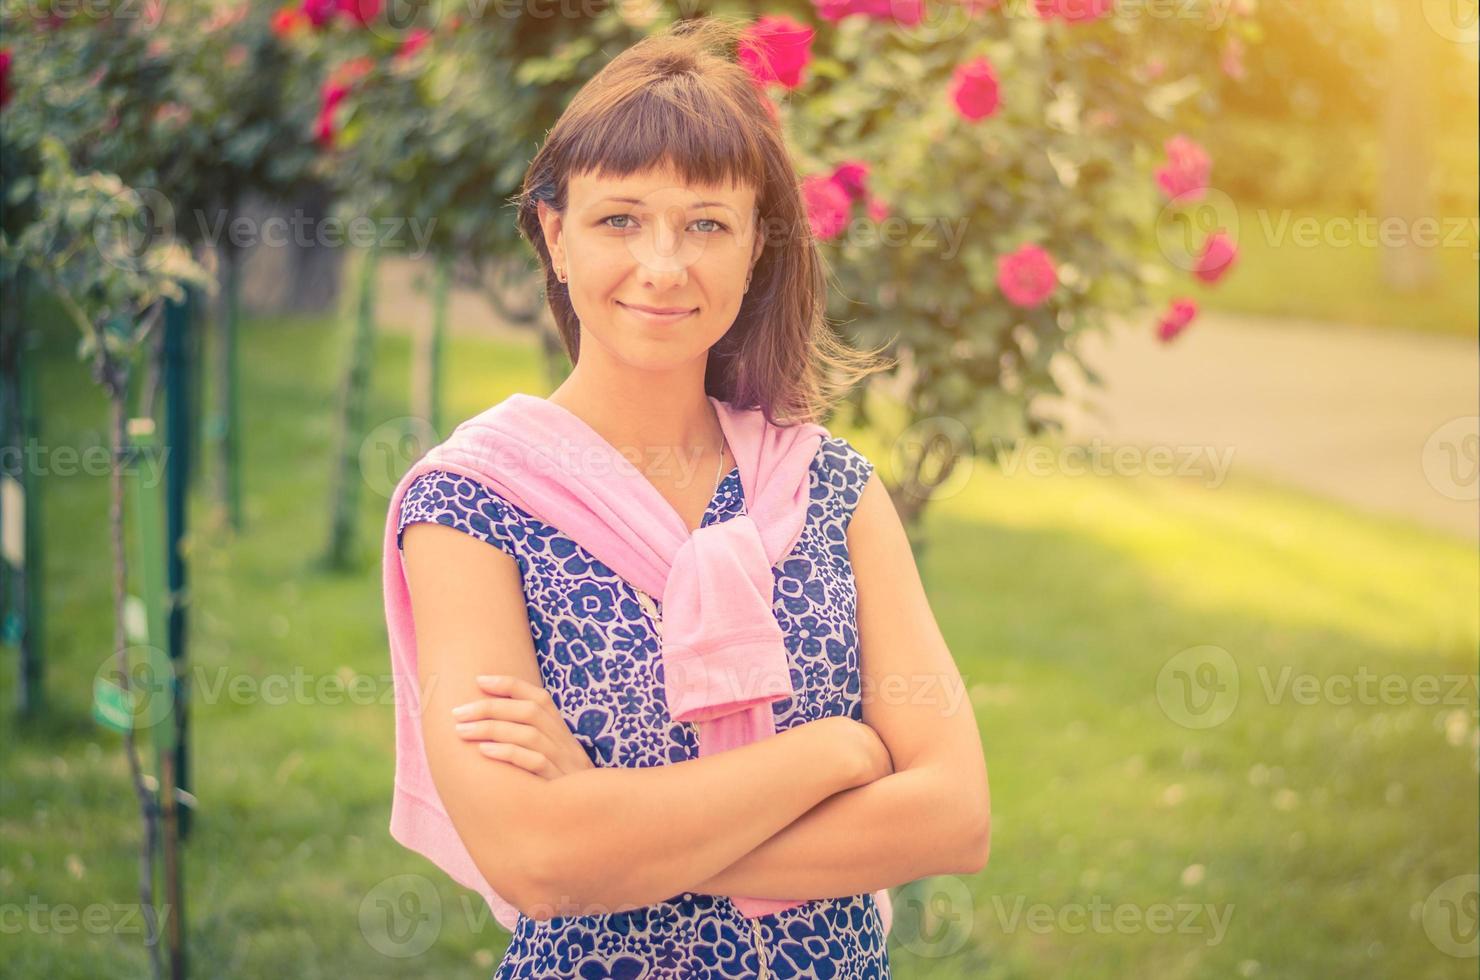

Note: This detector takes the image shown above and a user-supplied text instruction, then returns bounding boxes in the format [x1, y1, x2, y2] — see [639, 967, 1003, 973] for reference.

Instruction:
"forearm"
[524, 718, 863, 917]
[689, 762, 984, 899]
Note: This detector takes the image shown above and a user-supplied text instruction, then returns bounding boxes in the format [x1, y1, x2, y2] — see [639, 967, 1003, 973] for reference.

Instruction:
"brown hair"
[513, 16, 893, 427]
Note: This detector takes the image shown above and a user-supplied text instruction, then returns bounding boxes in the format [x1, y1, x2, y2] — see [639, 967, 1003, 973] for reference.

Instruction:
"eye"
[599, 215, 729, 233]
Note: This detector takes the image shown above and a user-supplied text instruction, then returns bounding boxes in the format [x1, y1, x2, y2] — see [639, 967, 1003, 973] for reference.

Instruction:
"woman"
[396, 18, 991, 978]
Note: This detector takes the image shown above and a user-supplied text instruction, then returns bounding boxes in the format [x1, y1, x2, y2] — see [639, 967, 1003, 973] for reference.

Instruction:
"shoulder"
[840, 444, 907, 563]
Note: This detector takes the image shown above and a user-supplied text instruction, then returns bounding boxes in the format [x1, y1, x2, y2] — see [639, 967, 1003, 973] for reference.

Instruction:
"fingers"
[450, 674, 578, 780]
[475, 740, 555, 778]
[452, 695, 543, 725]
[474, 674, 557, 710]
[453, 718, 544, 750]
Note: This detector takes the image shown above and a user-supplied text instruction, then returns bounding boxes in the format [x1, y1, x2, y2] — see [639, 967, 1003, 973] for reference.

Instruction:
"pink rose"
[1033, 0, 1113, 22]
[1194, 230, 1237, 284]
[813, 0, 924, 25]
[0, 49, 10, 110]
[802, 175, 853, 242]
[302, 0, 336, 27]
[397, 27, 431, 60]
[1155, 135, 1211, 202]
[997, 244, 1059, 308]
[1156, 298, 1197, 342]
[336, 0, 381, 26]
[950, 56, 1000, 122]
[318, 60, 372, 150]
[866, 195, 891, 223]
[271, 6, 309, 37]
[317, 81, 350, 148]
[315, 111, 338, 148]
[830, 161, 870, 202]
[739, 15, 815, 91]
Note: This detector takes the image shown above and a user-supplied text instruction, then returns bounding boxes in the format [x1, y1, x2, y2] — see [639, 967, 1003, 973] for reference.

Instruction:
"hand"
[853, 719, 895, 785]
[811, 716, 894, 788]
[451, 674, 596, 780]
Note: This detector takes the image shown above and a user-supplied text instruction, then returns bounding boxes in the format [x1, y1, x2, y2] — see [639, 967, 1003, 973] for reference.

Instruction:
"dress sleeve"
[813, 435, 876, 535]
[396, 469, 521, 559]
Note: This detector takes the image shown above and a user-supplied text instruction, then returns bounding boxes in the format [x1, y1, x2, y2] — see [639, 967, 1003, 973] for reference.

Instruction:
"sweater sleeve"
[396, 469, 521, 560]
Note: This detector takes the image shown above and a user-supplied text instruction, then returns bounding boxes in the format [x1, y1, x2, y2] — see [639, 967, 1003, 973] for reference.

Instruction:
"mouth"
[618, 301, 697, 323]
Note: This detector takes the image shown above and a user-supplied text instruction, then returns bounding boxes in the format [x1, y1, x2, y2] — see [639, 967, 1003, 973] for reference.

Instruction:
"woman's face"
[538, 163, 763, 373]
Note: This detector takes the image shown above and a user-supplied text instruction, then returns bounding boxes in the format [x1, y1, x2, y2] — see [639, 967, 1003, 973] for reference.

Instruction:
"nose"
[629, 206, 699, 288]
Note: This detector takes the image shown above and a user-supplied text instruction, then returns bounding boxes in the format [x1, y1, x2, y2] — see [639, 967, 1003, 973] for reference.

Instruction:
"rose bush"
[743, 0, 1256, 529]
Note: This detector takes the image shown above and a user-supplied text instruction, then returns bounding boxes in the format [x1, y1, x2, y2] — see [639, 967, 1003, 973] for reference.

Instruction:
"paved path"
[368, 255, 1479, 540]
[1054, 311, 1478, 540]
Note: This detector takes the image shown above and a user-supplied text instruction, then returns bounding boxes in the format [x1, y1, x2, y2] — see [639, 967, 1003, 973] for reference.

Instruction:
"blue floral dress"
[396, 435, 891, 979]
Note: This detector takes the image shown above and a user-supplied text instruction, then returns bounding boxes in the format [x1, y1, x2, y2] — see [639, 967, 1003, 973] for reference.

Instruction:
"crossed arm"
[691, 470, 992, 898]
[401, 470, 990, 919]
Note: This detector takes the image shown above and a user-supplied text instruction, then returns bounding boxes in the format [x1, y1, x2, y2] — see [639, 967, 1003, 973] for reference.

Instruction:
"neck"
[545, 355, 724, 463]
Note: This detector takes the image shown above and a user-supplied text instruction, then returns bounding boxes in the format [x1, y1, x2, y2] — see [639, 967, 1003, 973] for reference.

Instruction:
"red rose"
[336, 0, 381, 26]
[950, 57, 1000, 122]
[802, 175, 853, 242]
[1033, 0, 1113, 22]
[1155, 135, 1211, 203]
[739, 16, 815, 91]
[1156, 298, 1197, 342]
[813, 0, 924, 26]
[830, 161, 870, 202]
[1193, 230, 1237, 284]
[0, 49, 10, 110]
[271, 6, 310, 37]
[997, 244, 1059, 308]
[396, 28, 432, 60]
[302, 0, 337, 28]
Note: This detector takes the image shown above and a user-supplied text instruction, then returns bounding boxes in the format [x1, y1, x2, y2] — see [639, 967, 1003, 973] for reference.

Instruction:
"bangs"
[561, 79, 769, 196]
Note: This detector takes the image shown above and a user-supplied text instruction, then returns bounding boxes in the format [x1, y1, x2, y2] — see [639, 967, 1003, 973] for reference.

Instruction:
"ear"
[536, 200, 565, 269]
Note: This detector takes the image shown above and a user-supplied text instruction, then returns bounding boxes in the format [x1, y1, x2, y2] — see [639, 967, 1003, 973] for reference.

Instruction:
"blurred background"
[1, 0, 1476, 977]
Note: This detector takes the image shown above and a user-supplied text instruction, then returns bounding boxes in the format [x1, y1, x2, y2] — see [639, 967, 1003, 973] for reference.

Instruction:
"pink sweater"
[383, 393, 893, 935]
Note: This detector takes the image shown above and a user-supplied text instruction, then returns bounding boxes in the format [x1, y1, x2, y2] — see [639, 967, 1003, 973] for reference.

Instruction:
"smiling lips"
[619, 301, 697, 324]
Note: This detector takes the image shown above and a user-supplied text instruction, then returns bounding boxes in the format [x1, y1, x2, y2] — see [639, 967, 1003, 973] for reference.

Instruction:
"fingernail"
[452, 704, 472, 718]
[455, 722, 474, 733]
[477, 675, 501, 685]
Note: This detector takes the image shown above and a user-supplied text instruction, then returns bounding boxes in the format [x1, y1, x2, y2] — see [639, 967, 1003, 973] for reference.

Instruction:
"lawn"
[3, 312, 1476, 978]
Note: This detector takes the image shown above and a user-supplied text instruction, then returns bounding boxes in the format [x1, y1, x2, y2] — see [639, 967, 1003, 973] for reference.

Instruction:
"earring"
[556, 265, 566, 283]
[744, 273, 752, 292]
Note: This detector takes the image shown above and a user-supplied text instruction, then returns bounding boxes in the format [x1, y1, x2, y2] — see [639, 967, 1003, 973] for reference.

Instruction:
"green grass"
[3, 314, 1476, 977]
[1184, 202, 1479, 339]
